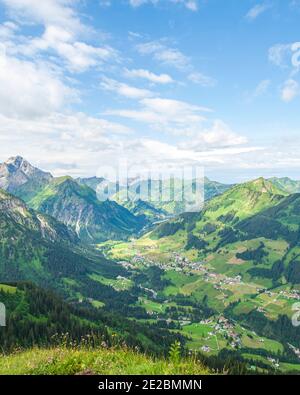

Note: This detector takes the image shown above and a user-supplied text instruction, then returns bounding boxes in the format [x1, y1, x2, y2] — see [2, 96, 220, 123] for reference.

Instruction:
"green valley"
[2, 157, 300, 374]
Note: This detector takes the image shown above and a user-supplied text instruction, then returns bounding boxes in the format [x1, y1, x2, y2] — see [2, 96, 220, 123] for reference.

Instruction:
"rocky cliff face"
[0, 156, 53, 200]
[28, 177, 146, 243]
[0, 188, 77, 244]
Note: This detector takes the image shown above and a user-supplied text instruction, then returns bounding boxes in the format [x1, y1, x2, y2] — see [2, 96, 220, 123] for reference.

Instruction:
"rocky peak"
[0, 156, 53, 193]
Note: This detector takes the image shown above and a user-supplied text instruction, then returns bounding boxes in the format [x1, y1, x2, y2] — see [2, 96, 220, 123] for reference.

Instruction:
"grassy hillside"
[0, 281, 188, 356]
[0, 347, 210, 375]
[269, 177, 300, 194]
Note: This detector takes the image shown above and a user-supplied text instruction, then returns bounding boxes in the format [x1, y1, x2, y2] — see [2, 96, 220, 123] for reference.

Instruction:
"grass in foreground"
[0, 347, 210, 375]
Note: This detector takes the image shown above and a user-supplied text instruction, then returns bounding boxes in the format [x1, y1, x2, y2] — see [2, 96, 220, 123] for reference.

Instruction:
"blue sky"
[0, 0, 299, 182]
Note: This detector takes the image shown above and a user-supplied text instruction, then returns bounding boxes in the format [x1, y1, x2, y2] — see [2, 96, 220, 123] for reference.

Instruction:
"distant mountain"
[27, 176, 146, 243]
[204, 177, 234, 201]
[77, 176, 105, 191]
[0, 156, 52, 201]
[121, 199, 168, 223]
[269, 177, 300, 194]
[201, 177, 287, 222]
[108, 177, 232, 217]
[154, 177, 287, 239]
[145, 177, 300, 285]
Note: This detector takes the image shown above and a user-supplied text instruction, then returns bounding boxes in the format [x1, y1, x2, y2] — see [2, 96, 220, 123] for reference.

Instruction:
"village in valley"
[89, 226, 300, 374]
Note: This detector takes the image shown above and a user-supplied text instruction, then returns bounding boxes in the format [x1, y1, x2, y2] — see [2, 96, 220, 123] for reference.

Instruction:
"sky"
[0, 0, 300, 183]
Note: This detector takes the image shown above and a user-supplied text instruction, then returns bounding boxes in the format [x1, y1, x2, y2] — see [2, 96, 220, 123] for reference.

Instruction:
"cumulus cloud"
[0, 111, 132, 176]
[0, 1, 119, 73]
[178, 120, 248, 151]
[106, 97, 211, 130]
[135, 40, 212, 83]
[124, 68, 174, 84]
[136, 40, 190, 70]
[100, 77, 154, 99]
[26, 25, 119, 73]
[0, 0, 83, 33]
[0, 50, 77, 118]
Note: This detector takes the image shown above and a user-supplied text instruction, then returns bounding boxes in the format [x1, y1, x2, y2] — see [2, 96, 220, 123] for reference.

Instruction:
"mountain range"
[126, 176, 300, 297]
[2, 155, 300, 372]
[0, 156, 233, 242]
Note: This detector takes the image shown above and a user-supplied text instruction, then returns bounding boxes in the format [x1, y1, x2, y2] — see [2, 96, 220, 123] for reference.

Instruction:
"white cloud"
[0, 21, 18, 39]
[0, 2, 119, 73]
[281, 79, 299, 102]
[106, 97, 211, 129]
[136, 41, 190, 70]
[129, 0, 198, 11]
[188, 72, 217, 87]
[0, 111, 132, 176]
[135, 41, 212, 85]
[0, 0, 83, 33]
[0, 50, 77, 118]
[124, 68, 174, 84]
[100, 77, 154, 99]
[27, 25, 119, 73]
[179, 120, 248, 151]
[246, 3, 270, 20]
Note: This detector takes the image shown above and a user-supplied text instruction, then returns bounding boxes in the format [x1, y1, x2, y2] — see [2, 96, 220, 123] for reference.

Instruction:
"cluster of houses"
[288, 343, 300, 359]
[279, 289, 300, 300]
[199, 316, 242, 352]
[214, 316, 242, 349]
[119, 261, 135, 270]
[267, 357, 280, 369]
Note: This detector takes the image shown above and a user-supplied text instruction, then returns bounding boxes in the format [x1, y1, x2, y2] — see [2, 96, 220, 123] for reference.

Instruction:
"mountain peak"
[0, 156, 52, 195]
[5, 155, 26, 168]
[244, 177, 287, 195]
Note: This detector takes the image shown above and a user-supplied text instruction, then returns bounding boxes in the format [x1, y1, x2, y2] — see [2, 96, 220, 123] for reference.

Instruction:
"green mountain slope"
[0, 188, 142, 310]
[152, 178, 287, 247]
[77, 176, 105, 191]
[28, 176, 146, 243]
[121, 199, 168, 223]
[0, 281, 187, 358]
[269, 177, 300, 194]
